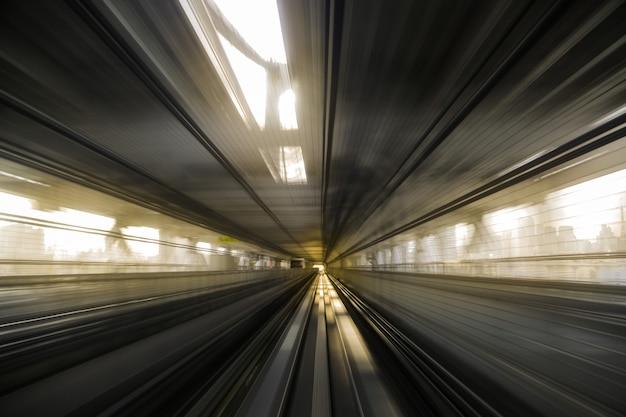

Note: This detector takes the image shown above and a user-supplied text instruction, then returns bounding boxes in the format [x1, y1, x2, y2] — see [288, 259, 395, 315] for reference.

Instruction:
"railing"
[339, 252, 626, 284]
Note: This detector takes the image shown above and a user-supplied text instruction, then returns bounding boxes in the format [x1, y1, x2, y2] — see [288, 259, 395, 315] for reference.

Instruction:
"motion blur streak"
[1, 0, 625, 415]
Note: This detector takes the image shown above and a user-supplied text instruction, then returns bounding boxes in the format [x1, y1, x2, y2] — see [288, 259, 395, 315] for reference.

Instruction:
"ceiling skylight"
[260, 146, 307, 184]
[218, 34, 266, 128]
[180, 0, 296, 130]
[279, 89, 298, 130]
[212, 0, 287, 63]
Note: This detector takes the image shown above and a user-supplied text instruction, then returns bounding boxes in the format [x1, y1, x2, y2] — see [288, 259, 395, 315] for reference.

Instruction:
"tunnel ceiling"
[1, 0, 625, 262]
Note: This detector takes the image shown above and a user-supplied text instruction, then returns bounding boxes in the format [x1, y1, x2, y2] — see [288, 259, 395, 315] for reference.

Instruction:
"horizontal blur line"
[0, 274, 300, 328]
[0, 293, 169, 329]
[0, 260, 216, 266]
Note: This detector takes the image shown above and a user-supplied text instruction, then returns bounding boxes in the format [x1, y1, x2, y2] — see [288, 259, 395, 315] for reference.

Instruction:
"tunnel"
[0, 0, 625, 415]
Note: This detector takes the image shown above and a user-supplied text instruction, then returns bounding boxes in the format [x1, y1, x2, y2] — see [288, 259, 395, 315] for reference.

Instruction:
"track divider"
[233, 274, 318, 417]
[312, 275, 332, 417]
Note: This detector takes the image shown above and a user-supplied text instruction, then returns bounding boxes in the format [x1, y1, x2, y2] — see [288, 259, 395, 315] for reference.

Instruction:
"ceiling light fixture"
[260, 146, 307, 184]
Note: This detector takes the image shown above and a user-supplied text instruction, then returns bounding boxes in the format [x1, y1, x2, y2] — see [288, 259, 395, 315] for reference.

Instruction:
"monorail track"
[1, 270, 624, 416]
